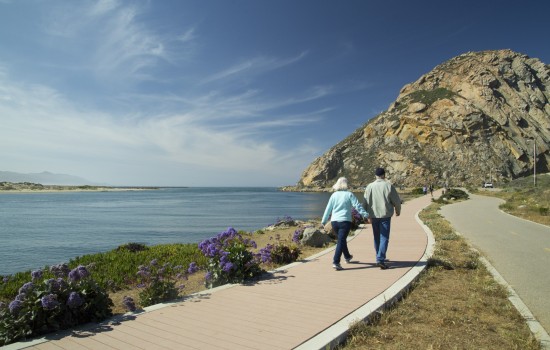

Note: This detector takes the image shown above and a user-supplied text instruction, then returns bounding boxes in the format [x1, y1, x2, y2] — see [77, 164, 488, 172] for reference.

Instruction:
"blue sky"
[1, 0, 549, 186]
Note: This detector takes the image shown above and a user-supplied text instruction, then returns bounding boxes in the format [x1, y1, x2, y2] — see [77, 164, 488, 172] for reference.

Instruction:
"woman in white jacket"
[321, 177, 369, 270]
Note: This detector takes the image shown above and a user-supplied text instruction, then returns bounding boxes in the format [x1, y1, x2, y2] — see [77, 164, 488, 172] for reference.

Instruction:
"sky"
[1, 0, 549, 186]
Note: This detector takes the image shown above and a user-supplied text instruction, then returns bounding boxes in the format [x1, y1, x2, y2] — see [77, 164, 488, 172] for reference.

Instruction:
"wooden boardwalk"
[11, 193, 435, 350]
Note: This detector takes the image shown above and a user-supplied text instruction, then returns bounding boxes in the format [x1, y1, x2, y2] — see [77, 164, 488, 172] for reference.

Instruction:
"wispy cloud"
[179, 27, 196, 43]
[90, 6, 169, 79]
[201, 51, 308, 85]
[89, 0, 120, 17]
[41, 1, 191, 83]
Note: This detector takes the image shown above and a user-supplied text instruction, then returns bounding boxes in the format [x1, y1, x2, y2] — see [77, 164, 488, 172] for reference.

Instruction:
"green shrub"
[407, 88, 456, 105]
[440, 188, 469, 201]
[115, 242, 149, 253]
[198, 228, 263, 289]
[135, 260, 198, 307]
[259, 234, 301, 266]
[271, 244, 301, 265]
[539, 207, 549, 216]
[411, 187, 425, 195]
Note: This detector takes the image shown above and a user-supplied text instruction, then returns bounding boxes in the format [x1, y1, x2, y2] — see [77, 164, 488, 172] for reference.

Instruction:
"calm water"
[0, 187, 331, 275]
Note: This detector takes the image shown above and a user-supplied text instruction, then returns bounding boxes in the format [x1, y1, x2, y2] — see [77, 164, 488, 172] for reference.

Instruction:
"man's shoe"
[333, 263, 343, 270]
[345, 255, 353, 264]
[376, 262, 389, 270]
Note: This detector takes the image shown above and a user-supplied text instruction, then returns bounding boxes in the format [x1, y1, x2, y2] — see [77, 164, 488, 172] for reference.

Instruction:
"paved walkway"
[9, 193, 436, 350]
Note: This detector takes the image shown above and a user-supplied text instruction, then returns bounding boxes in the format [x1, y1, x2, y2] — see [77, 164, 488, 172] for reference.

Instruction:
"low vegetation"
[393, 87, 457, 113]
[339, 197, 539, 349]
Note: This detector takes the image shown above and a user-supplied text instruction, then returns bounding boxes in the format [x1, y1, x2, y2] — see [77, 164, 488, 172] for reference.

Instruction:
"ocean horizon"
[0, 187, 332, 275]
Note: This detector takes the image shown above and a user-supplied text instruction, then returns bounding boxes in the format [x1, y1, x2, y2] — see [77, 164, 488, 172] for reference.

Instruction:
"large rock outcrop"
[293, 50, 550, 189]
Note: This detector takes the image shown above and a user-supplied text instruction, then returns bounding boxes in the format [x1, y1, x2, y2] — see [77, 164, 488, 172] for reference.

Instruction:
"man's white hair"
[332, 177, 349, 191]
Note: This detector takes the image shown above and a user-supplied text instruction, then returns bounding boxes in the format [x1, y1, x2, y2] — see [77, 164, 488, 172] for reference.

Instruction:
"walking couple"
[321, 167, 401, 270]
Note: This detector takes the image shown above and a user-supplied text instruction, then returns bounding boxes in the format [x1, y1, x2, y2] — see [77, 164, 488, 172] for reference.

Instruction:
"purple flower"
[137, 265, 150, 277]
[56, 278, 68, 290]
[2, 275, 10, 283]
[221, 262, 234, 273]
[18, 282, 34, 295]
[15, 293, 27, 301]
[77, 265, 90, 279]
[41, 294, 60, 310]
[206, 245, 219, 258]
[259, 244, 274, 263]
[31, 269, 43, 281]
[45, 278, 60, 292]
[68, 268, 81, 282]
[122, 296, 136, 312]
[187, 262, 199, 274]
[205, 271, 212, 281]
[150, 259, 158, 266]
[220, 252, 230, 265]
[50, 263, 70, 278]
[293, 228, 305, 244]
[67, 292, 84, 309]
[9, 300, 22, 315]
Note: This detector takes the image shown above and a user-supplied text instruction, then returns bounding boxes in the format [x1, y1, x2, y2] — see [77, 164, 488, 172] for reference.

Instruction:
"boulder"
[300, 227, 332, 247]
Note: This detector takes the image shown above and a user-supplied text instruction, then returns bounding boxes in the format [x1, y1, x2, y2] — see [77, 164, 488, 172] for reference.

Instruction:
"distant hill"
[0, 171, 97, 186]
[293, 49, 549, 189]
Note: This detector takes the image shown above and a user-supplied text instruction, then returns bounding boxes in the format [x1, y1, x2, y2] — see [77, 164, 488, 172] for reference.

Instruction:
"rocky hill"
[291, 49, 549, 190]
[0, 171, 95, 186]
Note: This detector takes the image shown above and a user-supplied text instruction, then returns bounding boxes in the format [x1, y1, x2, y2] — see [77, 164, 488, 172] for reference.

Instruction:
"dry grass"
[109, 221, 332, 314]
[477, 174, 550, 227]
[339, 202, 540, 350]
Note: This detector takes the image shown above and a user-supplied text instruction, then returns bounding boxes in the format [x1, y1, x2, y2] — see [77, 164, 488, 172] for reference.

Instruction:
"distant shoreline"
[0, 182, 161, 193]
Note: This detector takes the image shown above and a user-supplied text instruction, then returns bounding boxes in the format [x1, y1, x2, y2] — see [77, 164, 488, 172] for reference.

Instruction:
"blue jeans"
[371, 217, 391, 263]
[332, 221, 352, 264]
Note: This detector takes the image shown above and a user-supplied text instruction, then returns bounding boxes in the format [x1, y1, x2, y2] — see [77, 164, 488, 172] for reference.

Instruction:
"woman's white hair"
[332, 177, 349, 191]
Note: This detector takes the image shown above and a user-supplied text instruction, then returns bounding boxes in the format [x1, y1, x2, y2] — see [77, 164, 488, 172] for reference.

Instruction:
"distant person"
[422, 185, 427, 195]
[321, 177, 369, 271]
[429, 184, 434, 197]
[363, 168, 401, 269]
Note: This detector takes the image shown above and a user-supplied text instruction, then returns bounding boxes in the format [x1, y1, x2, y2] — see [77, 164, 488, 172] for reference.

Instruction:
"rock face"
[295, 50, 550, 189]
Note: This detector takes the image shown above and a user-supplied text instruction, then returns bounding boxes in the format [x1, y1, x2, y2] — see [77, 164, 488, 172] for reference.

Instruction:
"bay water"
[0, 187, 331, 275]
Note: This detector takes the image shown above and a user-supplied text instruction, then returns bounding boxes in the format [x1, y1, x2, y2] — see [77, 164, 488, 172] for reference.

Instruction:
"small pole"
[533, 138, 537, 187]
